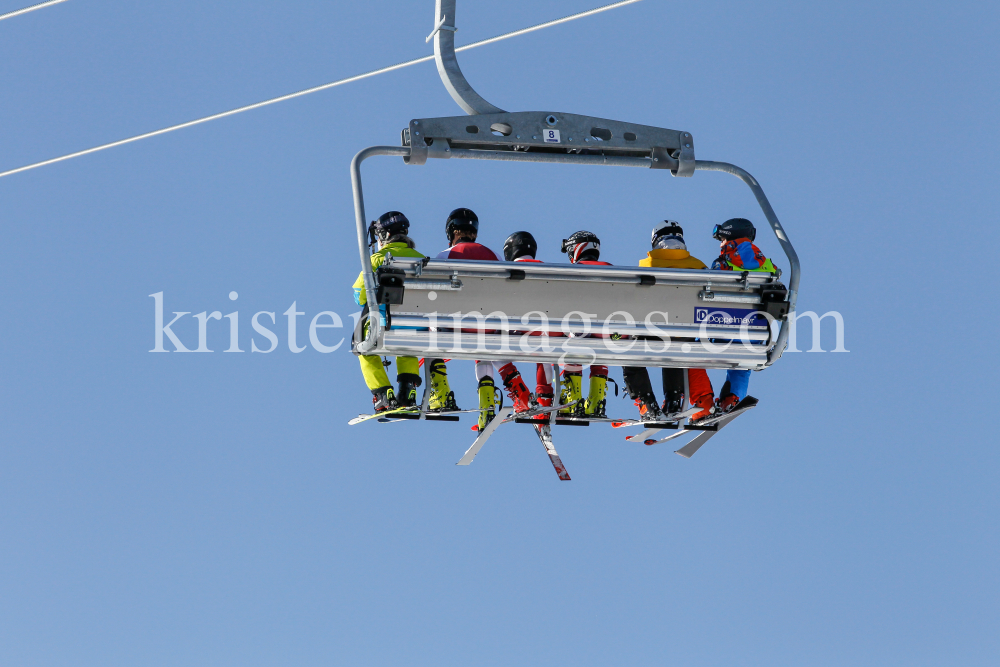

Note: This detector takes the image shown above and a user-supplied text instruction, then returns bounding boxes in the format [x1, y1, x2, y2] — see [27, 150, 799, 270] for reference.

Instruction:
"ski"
[673, 397, 758, 458]
[645, 428, 694, 446]
[673, 415, 735, 458]
[473, 398, 582, 429]
[379, 407, 484, 423]
[457, 407, 513, 466]
[350, 406, 483, 425]
[644, 397, 757, 447]
[348, 406, 419, 425]
[505, 398, 581, 421]
[533, 423, 571, 480]
[687, 396, 758, 428]
[623, 406, 702, 442]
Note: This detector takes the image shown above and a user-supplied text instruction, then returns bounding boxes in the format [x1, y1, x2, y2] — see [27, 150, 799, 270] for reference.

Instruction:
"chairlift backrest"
[366, 256, 786, 370]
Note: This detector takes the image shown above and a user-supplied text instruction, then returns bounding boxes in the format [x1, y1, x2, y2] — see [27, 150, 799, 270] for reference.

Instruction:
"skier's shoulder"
[640, 249, 706, 269]
[371, 242, 424, 269]
[439, 242, 498, 261]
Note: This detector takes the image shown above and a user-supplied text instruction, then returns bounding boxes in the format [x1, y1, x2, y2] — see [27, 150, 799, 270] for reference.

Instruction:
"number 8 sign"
[543, 129, 561, 143]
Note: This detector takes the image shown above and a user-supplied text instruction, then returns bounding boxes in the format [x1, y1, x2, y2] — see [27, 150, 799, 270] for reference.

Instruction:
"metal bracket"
[650, 146, 679, 170]
[426, 13, 457, 42]
[673, 132, 695, 177]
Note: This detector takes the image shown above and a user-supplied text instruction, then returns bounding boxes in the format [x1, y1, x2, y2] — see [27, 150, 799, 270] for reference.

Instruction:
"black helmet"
[712, 217, 756, 243]
[561, 230, 601, 263]
[503, 231, 537, 261]
[445, 208, 479, 245]
[651, 220, 685, 249]
[368, 210, 410, 249]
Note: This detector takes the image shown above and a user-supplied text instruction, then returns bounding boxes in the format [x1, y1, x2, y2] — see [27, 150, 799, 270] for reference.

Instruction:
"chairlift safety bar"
[350, 143, 800, 367]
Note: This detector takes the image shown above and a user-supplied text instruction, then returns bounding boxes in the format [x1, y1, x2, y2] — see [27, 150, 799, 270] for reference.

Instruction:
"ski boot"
[716, 393, 740, 413]
[498, 363, 534, 413]
[534, 388, 554, 422]
[622, 367, 662, 422]
[477, 377, 497, 431]
[427, 359, 459, 411]
[559, 370, 584, 415]
[396, 373, 421, 408]
[584, 373, 608, 418]
[690, 395, 716, 422]
[371, 386, 398, 413]
[662, 389, 685, 417]
[634, 392, 663, 422]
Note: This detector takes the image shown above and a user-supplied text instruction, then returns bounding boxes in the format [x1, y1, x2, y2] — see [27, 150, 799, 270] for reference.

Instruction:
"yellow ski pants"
[359, 354, 420, 391]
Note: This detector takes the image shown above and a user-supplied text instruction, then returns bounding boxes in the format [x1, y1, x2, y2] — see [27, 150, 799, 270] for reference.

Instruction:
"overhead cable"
[0, 0, 642, 180]
[0, 0, 71, 22]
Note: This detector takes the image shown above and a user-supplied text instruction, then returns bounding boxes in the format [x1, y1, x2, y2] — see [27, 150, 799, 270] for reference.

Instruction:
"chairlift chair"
[349, 0, 801, 471]
[352, 0, 800, 369]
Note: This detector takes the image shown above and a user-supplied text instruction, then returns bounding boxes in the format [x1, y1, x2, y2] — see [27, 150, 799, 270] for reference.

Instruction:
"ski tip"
[674, 449, 693, 459]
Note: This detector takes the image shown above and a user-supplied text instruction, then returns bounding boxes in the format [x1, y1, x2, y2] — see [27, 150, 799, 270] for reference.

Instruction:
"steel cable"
[0, 0, 71, 23]
[0, 0, 641, 179]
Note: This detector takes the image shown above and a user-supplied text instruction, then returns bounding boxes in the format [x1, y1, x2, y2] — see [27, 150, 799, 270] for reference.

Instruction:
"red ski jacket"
[436, 243, 499, 261]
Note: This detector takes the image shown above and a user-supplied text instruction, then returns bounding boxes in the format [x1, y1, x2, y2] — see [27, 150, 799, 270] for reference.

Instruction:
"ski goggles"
[653, 236, 686, 250]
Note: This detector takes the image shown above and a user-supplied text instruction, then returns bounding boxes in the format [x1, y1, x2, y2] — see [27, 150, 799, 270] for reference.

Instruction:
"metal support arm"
[694, 160, 801, 363]
[433, 0, 505, 115]
[351, 145, 411, 353]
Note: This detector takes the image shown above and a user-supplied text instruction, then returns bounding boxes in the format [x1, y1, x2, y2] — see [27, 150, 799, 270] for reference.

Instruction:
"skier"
[352, 211, 425, 413]
[429, 208, 504, 430]
[710, 217, 779, 412]
[623, 221, 715, 421]
[494, 231, 547, 416]
[557, 231, 612, 418]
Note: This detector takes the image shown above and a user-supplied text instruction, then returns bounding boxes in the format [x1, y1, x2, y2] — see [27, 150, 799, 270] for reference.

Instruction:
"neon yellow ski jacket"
[353, 242, 426, 306]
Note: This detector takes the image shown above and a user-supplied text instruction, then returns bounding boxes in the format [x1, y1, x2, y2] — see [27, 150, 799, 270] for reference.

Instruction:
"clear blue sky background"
[2, 1, 997, 665]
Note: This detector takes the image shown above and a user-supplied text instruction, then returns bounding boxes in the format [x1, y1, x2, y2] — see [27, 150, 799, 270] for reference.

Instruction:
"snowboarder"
[429, 208, 503, 430]
[558, 231, 612, 418]
[352, 211, 425, 413]
[710, 217, 779, 413]
[623, 221, 716, 421]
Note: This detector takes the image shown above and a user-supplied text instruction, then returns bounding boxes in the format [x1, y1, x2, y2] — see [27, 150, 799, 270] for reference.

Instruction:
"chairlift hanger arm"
[351, 0, 799, 364]
[432, 0, 505, 115]
[350, 145, 410, 353]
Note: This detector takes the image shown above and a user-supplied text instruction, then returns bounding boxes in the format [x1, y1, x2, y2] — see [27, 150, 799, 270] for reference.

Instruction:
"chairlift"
[349, 0, 800, 474]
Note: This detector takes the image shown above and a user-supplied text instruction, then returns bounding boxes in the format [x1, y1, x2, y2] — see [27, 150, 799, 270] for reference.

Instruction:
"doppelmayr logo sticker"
[694, 307, 769, 328]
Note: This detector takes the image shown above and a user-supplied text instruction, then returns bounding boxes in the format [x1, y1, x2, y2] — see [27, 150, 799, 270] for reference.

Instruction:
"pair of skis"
[625, 396, 758, 457]
[457, 398, 578, 480]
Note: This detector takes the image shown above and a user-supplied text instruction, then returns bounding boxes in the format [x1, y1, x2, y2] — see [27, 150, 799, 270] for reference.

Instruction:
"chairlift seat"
[359, 256, 786, 370]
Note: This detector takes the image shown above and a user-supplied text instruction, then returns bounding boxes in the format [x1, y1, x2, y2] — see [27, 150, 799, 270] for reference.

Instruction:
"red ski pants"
[686, 368, 714, 403]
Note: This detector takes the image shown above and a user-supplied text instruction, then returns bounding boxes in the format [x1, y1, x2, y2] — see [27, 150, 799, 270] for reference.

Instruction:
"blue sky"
[2, 1, 998, 665]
